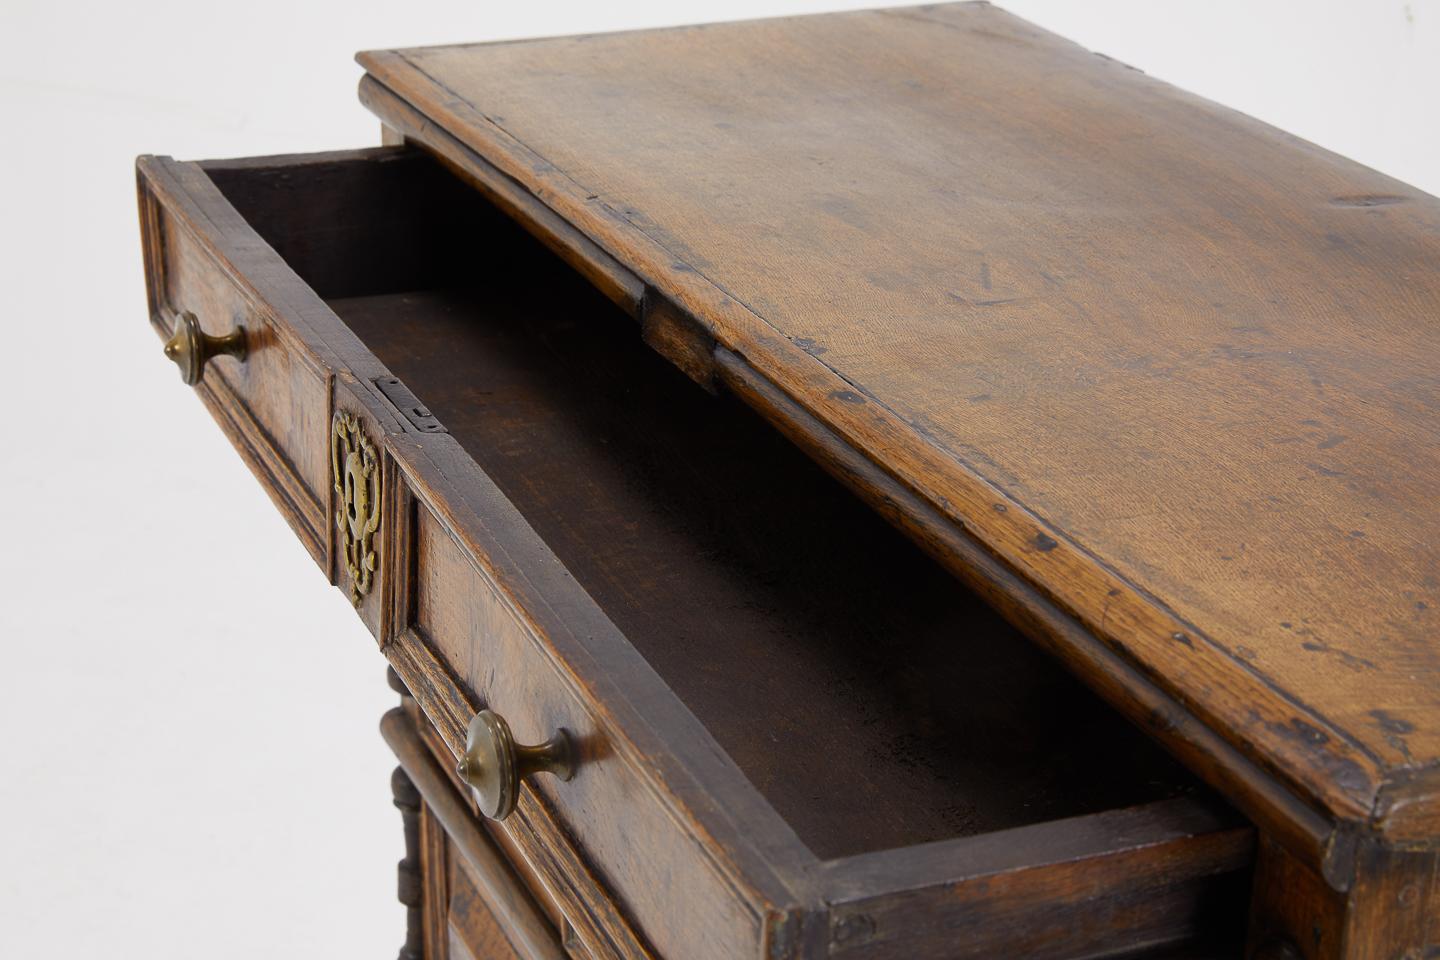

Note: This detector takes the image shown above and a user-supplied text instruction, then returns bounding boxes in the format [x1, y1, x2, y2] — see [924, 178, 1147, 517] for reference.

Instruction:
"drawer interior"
[208, 149, 1214, 861]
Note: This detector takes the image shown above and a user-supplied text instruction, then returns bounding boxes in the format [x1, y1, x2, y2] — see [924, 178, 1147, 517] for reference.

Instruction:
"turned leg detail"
[393, 765, 425, 960]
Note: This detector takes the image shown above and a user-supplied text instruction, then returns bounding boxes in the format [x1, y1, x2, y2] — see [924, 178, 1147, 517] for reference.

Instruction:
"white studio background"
[0, 1, 1435, 956]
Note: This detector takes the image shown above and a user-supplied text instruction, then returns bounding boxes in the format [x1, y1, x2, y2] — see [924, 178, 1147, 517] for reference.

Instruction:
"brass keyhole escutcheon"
[456, 710, 575, 821]
[162, 310, 247, 386]
[331, 411, 380, 605]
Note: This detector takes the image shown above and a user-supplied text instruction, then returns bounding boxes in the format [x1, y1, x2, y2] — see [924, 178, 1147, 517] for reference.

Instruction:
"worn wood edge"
[826, 840, 1249, 960]
[136, 167, 167, 322]
[1371, 763, 1440, 844]
[357, 1, 997, 63]
[196, 144, 409, 172]
[819, 798, 1252, 958]
[356, 76, 644, 317]
[382, 431, 820, 932]
[383, 707, 570, 960]
[818, 797, 1251, 902]
[713, 346, 1356, 892]
[351, 41, 1395, 834]
[348, 28, 1393, 817]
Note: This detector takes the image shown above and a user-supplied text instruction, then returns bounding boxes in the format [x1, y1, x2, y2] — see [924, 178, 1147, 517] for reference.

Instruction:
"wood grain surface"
[357, 2, 1440, 839]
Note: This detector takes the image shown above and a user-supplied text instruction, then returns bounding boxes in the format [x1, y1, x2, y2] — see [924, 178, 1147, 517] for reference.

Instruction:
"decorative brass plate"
[331, 411, 380, 605]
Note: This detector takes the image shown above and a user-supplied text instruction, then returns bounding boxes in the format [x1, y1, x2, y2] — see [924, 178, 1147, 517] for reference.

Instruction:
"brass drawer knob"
[163, 310, 247, 385]
[456, 710, 575, 821]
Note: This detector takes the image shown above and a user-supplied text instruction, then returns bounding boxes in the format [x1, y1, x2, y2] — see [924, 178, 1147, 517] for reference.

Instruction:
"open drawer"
[138, 146, 1253, 960]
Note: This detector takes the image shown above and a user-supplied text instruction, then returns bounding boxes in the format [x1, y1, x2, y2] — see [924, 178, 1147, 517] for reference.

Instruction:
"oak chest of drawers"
[137, 5, 1440, 958]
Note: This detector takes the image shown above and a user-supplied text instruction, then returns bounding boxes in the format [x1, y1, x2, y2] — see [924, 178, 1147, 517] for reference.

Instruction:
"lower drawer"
[142, 145, 1254, 959]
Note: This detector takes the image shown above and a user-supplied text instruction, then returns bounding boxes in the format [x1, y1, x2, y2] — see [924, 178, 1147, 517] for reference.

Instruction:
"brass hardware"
[331, 411, 381, 605]
[162, 310, 246, 385]
[456, 710, 574, 821]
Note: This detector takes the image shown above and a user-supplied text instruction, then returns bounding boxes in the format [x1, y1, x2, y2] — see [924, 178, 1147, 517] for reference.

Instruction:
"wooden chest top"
[359, 3, 1440, 840]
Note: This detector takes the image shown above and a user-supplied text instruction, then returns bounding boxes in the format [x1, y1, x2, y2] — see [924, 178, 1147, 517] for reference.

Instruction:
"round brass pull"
[456, 710, 575, 821]
[163, 310, 247, 385]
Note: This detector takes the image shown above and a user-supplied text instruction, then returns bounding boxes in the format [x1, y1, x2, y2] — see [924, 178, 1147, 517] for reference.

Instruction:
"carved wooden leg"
[394, 765, 425, 960]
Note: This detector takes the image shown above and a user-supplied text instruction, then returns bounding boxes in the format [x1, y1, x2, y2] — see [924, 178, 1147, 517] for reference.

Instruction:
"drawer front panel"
[140, 171, 332, 568]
